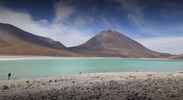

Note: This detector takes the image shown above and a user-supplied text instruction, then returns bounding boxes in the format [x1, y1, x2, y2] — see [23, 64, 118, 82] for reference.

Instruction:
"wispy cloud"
[116, 0, 153, 34]
[116, 0, 183, 36]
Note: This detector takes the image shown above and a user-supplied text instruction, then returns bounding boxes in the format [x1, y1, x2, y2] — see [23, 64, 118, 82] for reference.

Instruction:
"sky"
[0, 0, 182, 54]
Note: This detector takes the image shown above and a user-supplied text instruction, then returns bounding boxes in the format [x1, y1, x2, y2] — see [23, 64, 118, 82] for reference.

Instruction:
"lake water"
[0, 58, 183, 80]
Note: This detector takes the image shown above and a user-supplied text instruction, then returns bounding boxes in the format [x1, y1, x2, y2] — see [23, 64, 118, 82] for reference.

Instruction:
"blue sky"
[0, 0, 183, 54]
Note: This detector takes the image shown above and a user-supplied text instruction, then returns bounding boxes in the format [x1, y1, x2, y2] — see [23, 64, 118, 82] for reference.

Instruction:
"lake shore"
[1, 72, 183, 100]
[0, 55, 174, 61]
[0, 55, 61, 61]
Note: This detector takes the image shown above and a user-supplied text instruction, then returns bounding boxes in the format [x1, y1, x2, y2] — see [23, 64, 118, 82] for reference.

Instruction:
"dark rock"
[2, 85, 9, 90]
[49, 80, 52, 82]
[26, 80, 30, 83]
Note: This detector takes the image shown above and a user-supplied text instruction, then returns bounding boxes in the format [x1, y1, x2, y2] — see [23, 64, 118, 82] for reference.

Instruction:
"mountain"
[0, 23, 79, 56]
[169, 54, 183, 59]
[70, 30, 163, 58]
[0, 23, 171, 58]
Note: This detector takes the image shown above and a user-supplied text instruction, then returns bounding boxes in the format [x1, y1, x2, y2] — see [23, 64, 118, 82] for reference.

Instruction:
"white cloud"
[54, 0, 76, 23]
[0, 6, 49, 36]
[137, 37, 183, 54]
[0, 1, 92, 47]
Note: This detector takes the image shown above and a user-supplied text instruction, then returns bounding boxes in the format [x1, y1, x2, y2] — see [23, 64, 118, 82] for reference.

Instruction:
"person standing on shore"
[8, 72, 11, 80]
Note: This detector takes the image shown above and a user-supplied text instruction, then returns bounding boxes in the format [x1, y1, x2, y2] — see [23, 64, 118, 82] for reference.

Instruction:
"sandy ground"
[1, 72, 183, 100]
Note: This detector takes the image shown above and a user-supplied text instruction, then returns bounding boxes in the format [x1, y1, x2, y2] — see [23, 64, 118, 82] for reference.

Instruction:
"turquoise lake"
[0, 58, 183, 80]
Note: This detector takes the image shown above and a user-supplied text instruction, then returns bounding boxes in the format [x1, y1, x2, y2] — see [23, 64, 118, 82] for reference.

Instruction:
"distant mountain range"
[169, 54, 183, 59]
[0, 23, 179, 58]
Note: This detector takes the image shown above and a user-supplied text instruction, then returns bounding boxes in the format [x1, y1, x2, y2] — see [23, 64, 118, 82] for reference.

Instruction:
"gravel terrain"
[1, 72, 183, 100]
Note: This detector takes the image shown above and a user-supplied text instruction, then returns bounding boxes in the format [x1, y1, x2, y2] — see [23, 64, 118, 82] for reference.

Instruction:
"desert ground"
[1, 72, 183, 100]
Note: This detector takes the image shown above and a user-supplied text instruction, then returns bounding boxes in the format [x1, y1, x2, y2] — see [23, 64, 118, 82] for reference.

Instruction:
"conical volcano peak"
[100, 29, 119, 34]
[97, 29, 122, 39]
[102, 29, 117, 33]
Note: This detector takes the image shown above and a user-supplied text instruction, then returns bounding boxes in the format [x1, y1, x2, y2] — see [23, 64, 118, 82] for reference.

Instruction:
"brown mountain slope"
[70, 30, 163, 58]
[0, 23, 79, 56]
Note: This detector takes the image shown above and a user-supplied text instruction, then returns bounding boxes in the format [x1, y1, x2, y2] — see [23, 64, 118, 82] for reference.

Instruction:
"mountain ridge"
[0, 23, 80, 56]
